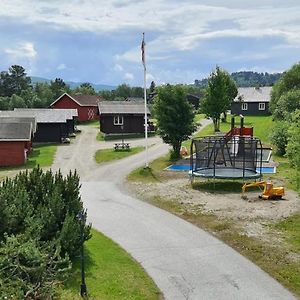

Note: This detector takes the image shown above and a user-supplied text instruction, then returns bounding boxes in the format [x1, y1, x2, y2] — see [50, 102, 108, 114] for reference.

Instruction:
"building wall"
[231, 102, 270, 116]
[0, 141, 26, 166]
[33, 123, 68, 143]
[51, 95, 98, 122]
[100, 114, 145, 134]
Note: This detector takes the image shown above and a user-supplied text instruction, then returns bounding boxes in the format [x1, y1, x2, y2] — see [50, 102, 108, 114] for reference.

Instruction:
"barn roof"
[234, 87, 272, 103]
[50, 92, 101, 107]
[0, 116, 37, 134]
[14, 108, 78, 120]
[98, 101, 150, 115]
[0, 122, 32, 141]
[0, 110, 67, 123]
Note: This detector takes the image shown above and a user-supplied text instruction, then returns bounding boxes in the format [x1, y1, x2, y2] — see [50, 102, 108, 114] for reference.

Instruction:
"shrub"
[270, 122, 289, 156]
[0, 167, 91, 298]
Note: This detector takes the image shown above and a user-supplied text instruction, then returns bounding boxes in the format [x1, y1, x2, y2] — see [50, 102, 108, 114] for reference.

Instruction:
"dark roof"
[234, 87, 272, 103]
[98, 101, 150, 115]
[0, 116, 37, 133]
[51, 92, 101, 107]
[14, 108, 78, 119]
[0, 122, 32, 141]
[0, 110, 67, 123]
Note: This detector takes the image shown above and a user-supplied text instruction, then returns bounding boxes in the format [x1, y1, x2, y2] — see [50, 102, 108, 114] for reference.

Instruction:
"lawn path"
[52, 121, 296, 300]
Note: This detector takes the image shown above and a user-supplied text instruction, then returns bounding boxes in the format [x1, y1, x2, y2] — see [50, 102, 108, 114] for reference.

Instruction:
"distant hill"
[194, 71, 282, 87]
[30, 76, 116, 92]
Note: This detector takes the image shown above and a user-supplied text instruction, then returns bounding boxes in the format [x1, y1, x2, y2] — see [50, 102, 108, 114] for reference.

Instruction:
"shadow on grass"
[192, 180, 243, 193]
[63, 246, 96, 292]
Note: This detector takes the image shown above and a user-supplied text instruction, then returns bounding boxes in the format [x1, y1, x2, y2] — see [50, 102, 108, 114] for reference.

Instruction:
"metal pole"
[78, 211, 87, 297]
[142, 33, 149, 167]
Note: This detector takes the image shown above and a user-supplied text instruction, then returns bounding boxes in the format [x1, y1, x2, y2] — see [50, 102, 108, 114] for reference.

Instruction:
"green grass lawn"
[59, 229, 161, 299]
[26, 144, 58, 168]
[96, 132, 105, 141]
[127, 154, 172, 183]
[95, 146, 144, 164]
[79, 120, 100, 128]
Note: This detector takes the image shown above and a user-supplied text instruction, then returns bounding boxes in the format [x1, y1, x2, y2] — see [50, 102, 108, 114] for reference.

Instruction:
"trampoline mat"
[190, 167, 261, 179]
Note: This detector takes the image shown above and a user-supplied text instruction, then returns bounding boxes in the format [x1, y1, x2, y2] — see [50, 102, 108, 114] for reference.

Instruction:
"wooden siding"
[51, 94, 98, 122]
[231, 102, 270, 116]
[33, 123, 68, 143]
[100, 114, 145, 134]
[0, 141, 27, 166]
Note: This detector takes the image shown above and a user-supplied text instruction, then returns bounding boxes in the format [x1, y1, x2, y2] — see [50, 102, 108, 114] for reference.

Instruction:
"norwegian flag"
[141, 32, 146, 70]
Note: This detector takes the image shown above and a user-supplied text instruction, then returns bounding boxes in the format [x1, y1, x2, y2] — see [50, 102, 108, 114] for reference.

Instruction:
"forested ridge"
[195, 71, 282, 87]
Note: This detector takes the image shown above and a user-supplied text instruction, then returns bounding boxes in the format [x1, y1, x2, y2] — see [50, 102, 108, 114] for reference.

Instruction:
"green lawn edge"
[59, 229, 162, 300]
[95, 146, 144, 164]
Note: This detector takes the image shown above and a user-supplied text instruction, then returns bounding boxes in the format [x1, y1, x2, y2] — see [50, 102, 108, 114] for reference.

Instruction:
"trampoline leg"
[189, 174, 194, 185]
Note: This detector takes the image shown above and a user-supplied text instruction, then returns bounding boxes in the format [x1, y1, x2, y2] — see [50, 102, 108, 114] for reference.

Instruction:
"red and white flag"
[141, 32, 146, 70]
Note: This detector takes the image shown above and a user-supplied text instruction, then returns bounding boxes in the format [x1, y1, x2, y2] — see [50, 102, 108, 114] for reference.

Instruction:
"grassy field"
[59, 229, 161, 299]
[95, 147, 144, 164]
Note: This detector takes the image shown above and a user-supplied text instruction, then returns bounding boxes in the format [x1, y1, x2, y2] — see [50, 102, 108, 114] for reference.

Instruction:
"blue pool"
[166, 165, 276, 174]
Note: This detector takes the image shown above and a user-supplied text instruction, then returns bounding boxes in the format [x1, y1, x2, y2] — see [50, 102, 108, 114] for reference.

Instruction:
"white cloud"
[5, 42, 37, 59]
[114, 64, 123, 72]
[124, 72, 134, 81]
[57, 63, 66, 70]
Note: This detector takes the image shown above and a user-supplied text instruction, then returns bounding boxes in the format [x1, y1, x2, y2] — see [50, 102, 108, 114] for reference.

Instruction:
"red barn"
[50, 93, 101, 122]
[0, 122, 32, 166]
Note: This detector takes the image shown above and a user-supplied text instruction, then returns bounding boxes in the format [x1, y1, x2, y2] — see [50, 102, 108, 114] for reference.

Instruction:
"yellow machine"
[242, 181, 285, 200]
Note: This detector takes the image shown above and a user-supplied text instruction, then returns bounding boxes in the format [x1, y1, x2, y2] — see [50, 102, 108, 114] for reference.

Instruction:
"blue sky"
[0, 0, 300, 87]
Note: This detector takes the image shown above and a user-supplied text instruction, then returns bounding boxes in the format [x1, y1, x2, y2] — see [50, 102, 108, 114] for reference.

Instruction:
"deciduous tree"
[153, 84, 195, 158]
[201, 66, 237, 131]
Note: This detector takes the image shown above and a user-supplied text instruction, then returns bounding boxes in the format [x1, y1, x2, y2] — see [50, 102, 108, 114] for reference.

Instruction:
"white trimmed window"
[113, 115, 123, 125]
[258, 102, 265, 110]
[241, 103, 248, 111]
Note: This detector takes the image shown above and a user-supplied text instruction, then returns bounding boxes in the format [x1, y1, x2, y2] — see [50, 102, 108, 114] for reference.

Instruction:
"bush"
[270, 122, 289, 156]
[0, 167, 91, 298]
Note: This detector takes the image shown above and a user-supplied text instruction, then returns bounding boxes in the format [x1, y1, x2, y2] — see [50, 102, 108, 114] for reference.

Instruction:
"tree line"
[194, 71, 282, 87]
[269, 62, 300, 187]
[0, 65, 161, 110]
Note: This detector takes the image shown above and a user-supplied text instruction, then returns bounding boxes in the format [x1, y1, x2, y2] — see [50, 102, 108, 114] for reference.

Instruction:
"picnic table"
[114, 142, 130, 150]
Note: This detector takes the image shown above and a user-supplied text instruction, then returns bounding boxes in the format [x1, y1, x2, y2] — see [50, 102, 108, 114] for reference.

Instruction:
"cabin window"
[241, 103, 248, 111]
[113, 115, 123, 125]
[258, 103, 265, 110]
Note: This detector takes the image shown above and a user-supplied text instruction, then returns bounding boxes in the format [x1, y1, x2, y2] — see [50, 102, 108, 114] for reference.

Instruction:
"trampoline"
[190, 135, 263, 181]
[190, 167, 261, 179]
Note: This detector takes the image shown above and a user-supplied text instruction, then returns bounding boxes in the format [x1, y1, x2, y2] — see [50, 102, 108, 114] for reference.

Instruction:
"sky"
[0, 0, 300, 87]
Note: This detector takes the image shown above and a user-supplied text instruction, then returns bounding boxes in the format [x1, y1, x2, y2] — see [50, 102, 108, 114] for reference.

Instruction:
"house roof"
[0, 116, 37, 134]
[0, 110, 67, 123]
[14, 108, 78, 119]
[98, 101, 150, 115]
[0, 122, 32, 141]
[50, 92, 101, 107]
[234, 87, 272, 103]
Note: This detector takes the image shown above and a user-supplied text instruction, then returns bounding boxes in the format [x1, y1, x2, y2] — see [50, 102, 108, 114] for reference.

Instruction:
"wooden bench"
[114, 143, 130, 150]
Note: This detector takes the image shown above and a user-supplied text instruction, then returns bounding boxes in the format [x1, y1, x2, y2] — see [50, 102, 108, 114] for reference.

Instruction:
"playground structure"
[190, 115, 263, 181]
[241, 181, 285, 200]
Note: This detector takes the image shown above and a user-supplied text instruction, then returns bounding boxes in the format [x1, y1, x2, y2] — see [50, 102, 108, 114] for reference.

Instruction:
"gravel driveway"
[52, 123, 296, 300]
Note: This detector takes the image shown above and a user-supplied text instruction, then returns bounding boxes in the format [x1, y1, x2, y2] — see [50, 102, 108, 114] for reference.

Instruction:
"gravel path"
[52, 123, 297, 300]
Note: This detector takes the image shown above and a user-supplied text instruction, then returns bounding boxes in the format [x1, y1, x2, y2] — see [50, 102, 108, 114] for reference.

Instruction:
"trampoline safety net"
[190, 135, 263, 179]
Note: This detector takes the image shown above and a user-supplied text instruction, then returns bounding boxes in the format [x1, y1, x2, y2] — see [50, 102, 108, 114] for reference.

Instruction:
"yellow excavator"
[242, 181, 285, 200]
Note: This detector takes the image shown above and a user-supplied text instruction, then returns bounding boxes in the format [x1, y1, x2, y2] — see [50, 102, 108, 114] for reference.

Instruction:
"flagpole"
[142, 32, 149, 168]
